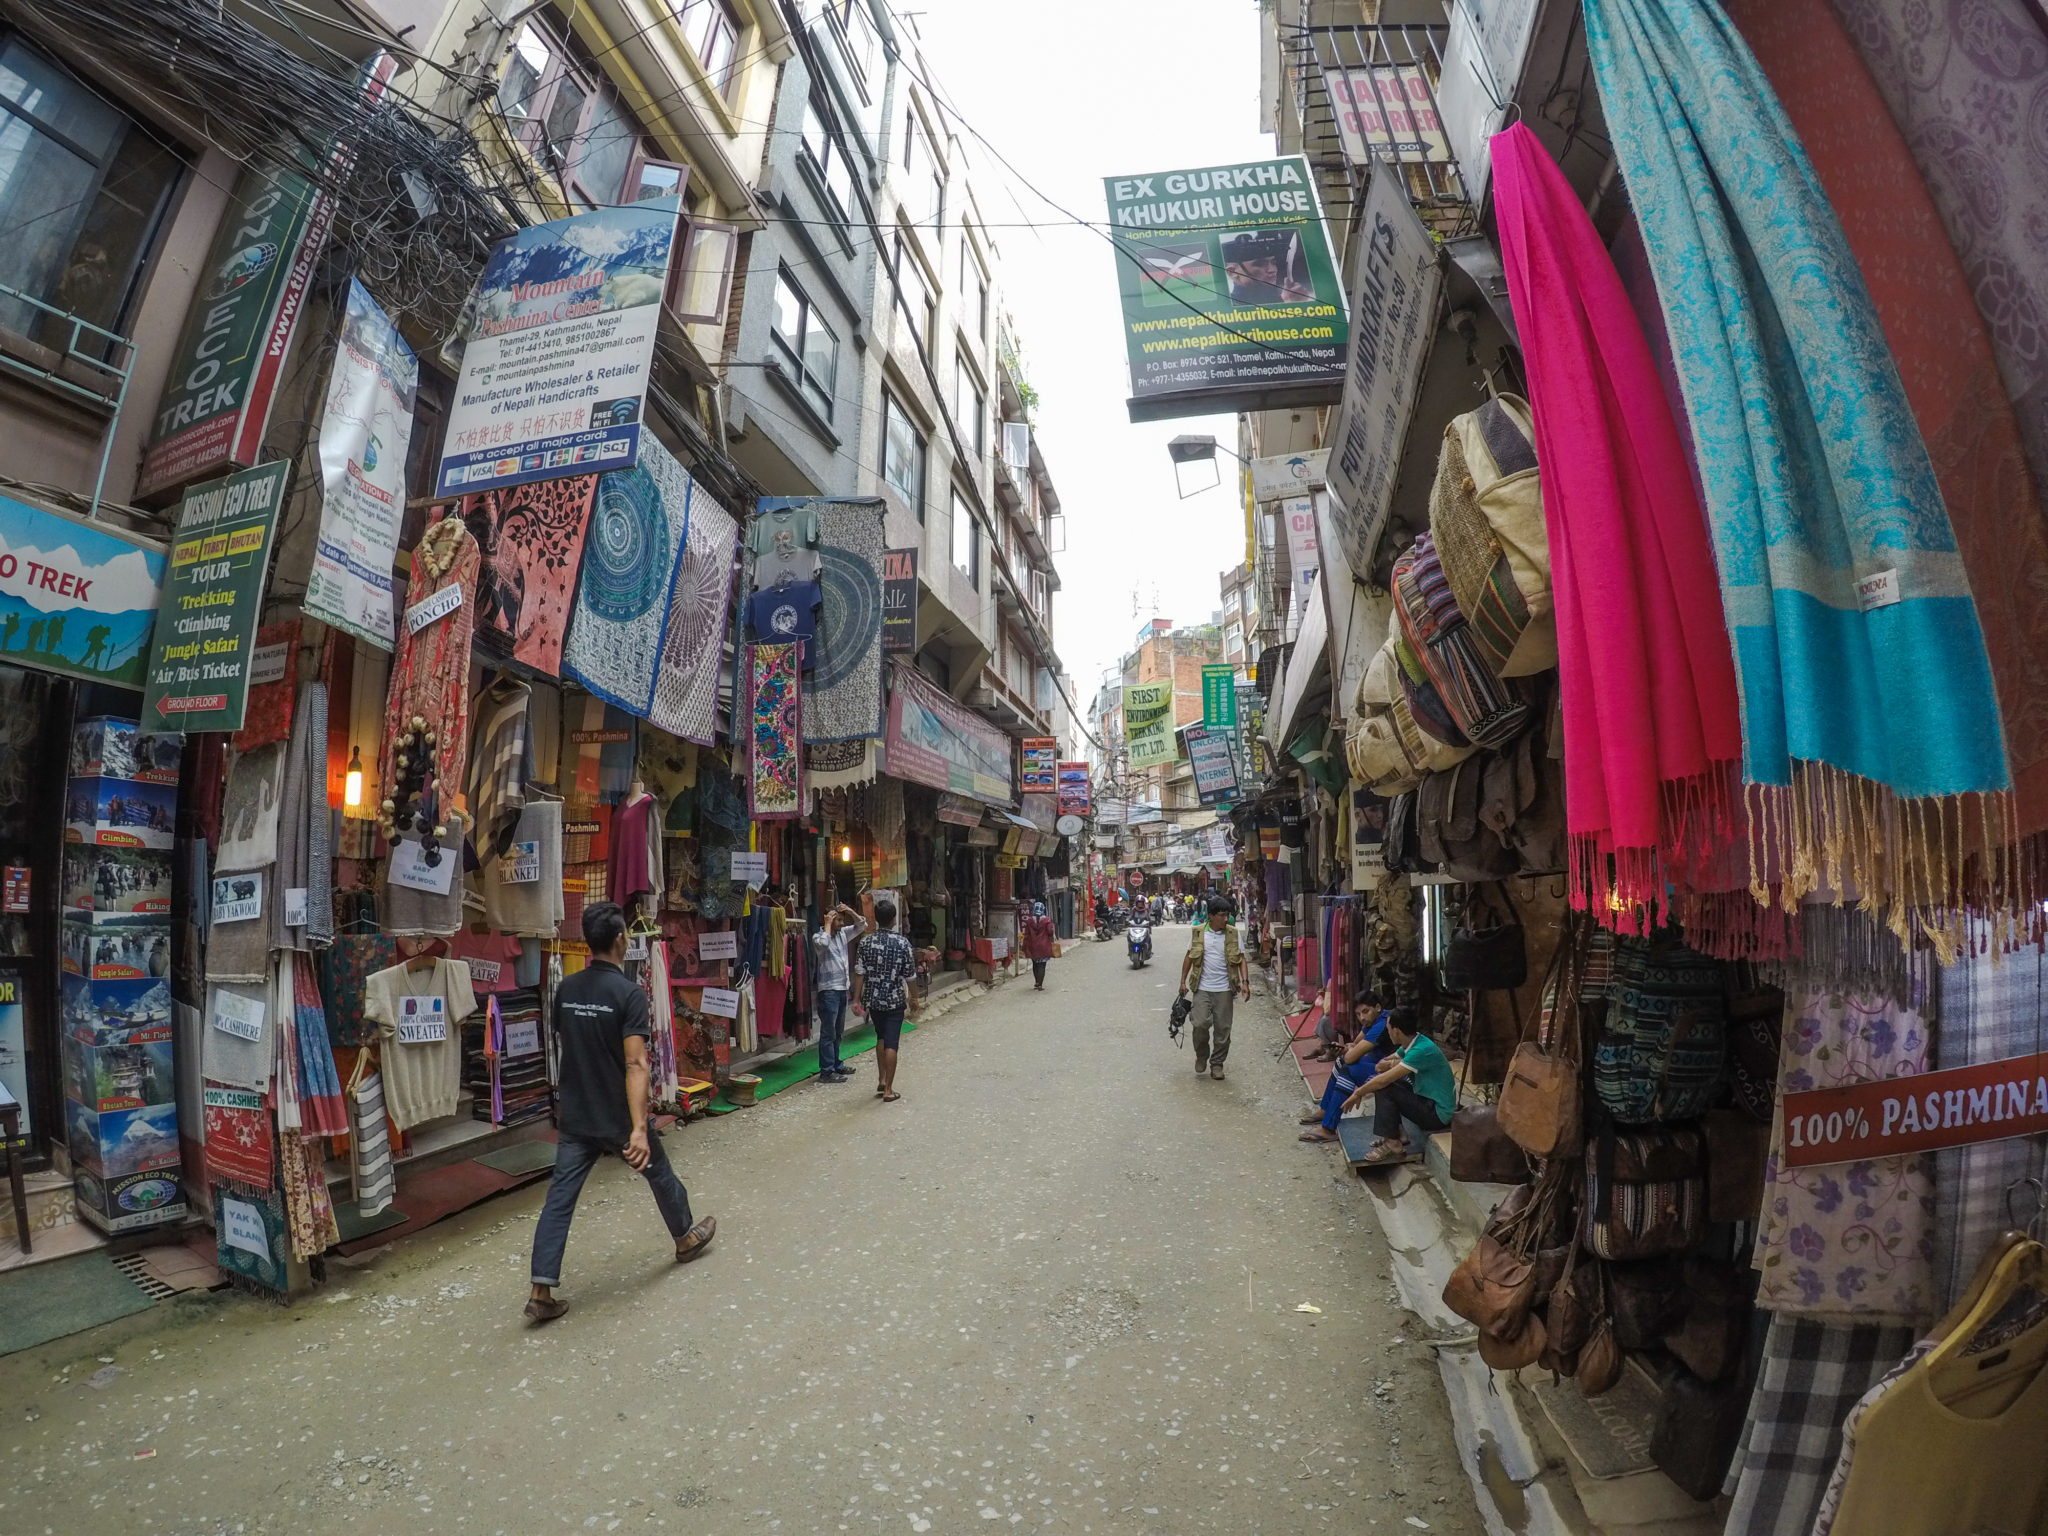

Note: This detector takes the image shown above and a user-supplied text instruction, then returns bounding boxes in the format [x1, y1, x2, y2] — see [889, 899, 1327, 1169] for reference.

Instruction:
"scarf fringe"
[1570, 761, 1742, 934]
[1672, 887, 1803, 961]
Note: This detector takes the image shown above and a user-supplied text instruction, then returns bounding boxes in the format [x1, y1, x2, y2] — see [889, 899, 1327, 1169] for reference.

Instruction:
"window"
[0, 39, 181, 349]
[883, 389, 925, 518]
[769, 268, 837, 418]
[959, 236, 988, 341]
[1224, 620, 1243, 657]
[675, 0, 740, 93]
[950, 488, 979, 586]
[953, 357, 984, 459]
[669, 217, 738, 324]
[892, 235, 934, 353]
[824, 0, 880, 97]
[799, 100, 855, 220]
[901, 107, 943, 236]
[496, 21, 653, 210]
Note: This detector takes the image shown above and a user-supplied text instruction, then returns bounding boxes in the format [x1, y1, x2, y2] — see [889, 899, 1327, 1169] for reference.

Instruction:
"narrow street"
[0, 931, 1481, 1536]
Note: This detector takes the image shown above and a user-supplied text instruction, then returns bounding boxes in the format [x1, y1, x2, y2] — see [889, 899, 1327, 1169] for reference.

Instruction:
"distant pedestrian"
[1346, 1006, 1456, 1167]
[1176, 897, 1249, 1079]
[811, 902, 866, 1082]
[852, 898, 916, 1103]
[1021, 901, 1056, 990]
[525, 901, 716, 1324]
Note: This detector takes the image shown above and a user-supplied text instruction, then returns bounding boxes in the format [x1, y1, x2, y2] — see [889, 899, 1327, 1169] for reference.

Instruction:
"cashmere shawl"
[216, 742, 284, 874]
[272, 681, 332, 952]
[467, 675, 530, 862]
[1489, 124, 1744, 923]
[381, 519, 481, 820]
[1583, 0, 2016, 940]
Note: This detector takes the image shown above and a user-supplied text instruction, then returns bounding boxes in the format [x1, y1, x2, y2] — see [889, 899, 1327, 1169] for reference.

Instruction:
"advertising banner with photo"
[1103, 156, 1348, 421]
[142, 461, 289, 733]
[1325, 162, 1443, 576]
[885, 663, 1014, 806]
[1122, 680, 1175, 768]
[0, 494, 165, 690]
[1021, 737, 1057, 792]
[1183, 725, 1240, 807]
[435, 198, 682, 497]
[1058, 761, 1091, 815]
[306, 279, 416, 649]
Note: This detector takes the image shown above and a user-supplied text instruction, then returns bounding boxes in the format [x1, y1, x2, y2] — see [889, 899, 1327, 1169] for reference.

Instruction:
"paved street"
[0, 930, 1482, 1536]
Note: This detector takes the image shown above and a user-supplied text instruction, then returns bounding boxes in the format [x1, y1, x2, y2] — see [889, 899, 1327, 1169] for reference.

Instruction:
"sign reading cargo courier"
[1103, 156, 1347, 422]
[435, 199, 681, 497]
[142, 461, 288, 732]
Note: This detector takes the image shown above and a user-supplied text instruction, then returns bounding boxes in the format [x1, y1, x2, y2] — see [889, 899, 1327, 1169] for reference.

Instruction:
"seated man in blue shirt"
[1297, 993, 1388, 1143]
[1345, 1007, 1458, 1167]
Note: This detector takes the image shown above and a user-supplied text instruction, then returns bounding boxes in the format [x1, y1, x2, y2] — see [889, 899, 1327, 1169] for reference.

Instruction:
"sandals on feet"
[881, 1090, 900, 1102]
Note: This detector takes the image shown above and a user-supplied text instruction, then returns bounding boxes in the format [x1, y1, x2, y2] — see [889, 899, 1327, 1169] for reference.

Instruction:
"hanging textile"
[278, 1128, 339, 1260]
[211, 1181, 292, 1294]
[562, 437, 692, 715]
[803, 498, 887, 742]
[1489, 123, 1744, 926]
[647, 481, 739, 744]
[273, 681, 333, 951]
[467, 675, 531, 863]
[346, 1052, 394, 1217]
[1581, 0, 2014, 946]
[441, 474, 597, 676]
[200, 980, 272, 1089]
[748, 642, 804, 818]
[216, 742, 285, 873]
[234, 619, 300, 750]
[1728, 0, 2048, 840]
[290, 953, 348, 1137]
[379, 516, 481, 827]
[202, 1082, 274, 1188]
[643, 937, 681, 1109]
[319, 933, 398, 1049]
[805, 738, 879, 795]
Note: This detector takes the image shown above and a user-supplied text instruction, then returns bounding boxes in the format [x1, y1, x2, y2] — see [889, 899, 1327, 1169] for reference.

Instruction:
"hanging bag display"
[1496, 915, 1585, 1157]
[1445, 1162, 1568, 1343]
[1449, 1027, 1533, 1185]
[1440, 882, 1527, 991]
[1591, 934, 1728, 1124]
[1580, 1124, 1707, 1261]
[346, 1048, 394, 1218]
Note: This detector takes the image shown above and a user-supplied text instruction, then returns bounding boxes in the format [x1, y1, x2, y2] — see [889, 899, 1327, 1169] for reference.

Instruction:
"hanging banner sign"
[137, 55, 399, 500]
[1327, 65, 1454, 165]
[1184, 725, 1240, 806]
[306, 279, 416, 649]
[1057, 761, 1091, 815]
[435, 198, 682, 497]
[1250, 449, 1329, 503]
[1103, 155, 1348, 422]
[1782, 1052, 2048, 1169]
[881, 547, 918, 653]
[1201, 664, 1238, 732]
[0, 493, 165, 690]
[1325, 161, 1443, 577]
[1283, 494, 1321, 634]
[142, 461, 288, 732]
[885, 663, 1015, 805]
[1020, 737, 1057, 792]
[1123, 680, 1175, 769]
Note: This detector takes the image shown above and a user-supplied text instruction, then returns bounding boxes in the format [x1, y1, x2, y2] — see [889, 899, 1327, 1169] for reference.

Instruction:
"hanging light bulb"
[344, 745, 364, 809]
[840, 843, 853, 863]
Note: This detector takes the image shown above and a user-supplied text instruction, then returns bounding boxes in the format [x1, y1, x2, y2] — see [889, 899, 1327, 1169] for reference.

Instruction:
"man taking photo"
[1177, 896, 1250, 1080]
[524, 900, 716, 1324]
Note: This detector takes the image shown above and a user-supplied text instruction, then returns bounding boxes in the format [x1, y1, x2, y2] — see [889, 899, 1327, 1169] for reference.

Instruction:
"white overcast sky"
[906, 0, 1269, 704]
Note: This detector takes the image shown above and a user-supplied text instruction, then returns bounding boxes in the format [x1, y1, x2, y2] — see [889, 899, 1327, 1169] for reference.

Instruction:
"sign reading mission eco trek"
[1103, 157, 1348, 423]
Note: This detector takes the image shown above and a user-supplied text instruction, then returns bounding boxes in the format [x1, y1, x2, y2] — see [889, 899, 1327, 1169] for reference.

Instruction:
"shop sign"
[1, 864, 25, 912]
[404, 583, 462, 635]
[730, 851, 769, 889]
[1021, 737, 1057, 792]
[1057, 761, 1090, 815]
[306, 279, 415, 648]
[142, 462, 288, 733]
[1351, 786, 1389, 890]
[935, 792, 985, 828]
[881, 547, 918, 653]
[1325, 161, 1443, 577]
[219, 1194, 274, 1260]
[1327, 64, 1453, 166]
[0, 973, 28, 1138]
[1438, 0, 1540, 203]
[1185, 725, 1239, 806]
[395, 994, 448, 1044]
[1123, 680, 1175, 769]
[1782, 1051, 2048, 1169]
[1250, 449, 1328, 503]
[696, 929, 738, 961]
[1102, 155, 1348, 422]
[697, 986, 740, 1018]
[886, 663, 1014, 805]
[0, 493, 163, 691]
[210, 873, 263, 926]
[388, 838, 456, 895]
[210, 988, 264, 1042]
[965, 826, 1000, 848]
[137, 56, 398, 499]
[995, 852, 1026, 869]
[1283, 494, 1321, 635]
[435, 198, 682, 496]
[1201, 664, 1237, 731]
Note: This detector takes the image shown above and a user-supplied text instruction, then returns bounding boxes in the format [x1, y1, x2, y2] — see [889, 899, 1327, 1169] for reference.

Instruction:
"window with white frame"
[953, 356, 984, 459]
[883, 389, 926, 519]
[950, 488, 979, 586]
[799, 99, 856, 221]
[496, 21, 678, 210]
[901, 106, 943, 236]
[824, 0, 880, 100]
[770, 268, 838, 419]
[893, 234, 935, 353]
[674, 0, 741, 94]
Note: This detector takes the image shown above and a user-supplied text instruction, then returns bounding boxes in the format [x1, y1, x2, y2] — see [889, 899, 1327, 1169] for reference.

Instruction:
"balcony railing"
[0, 283, 135, 514]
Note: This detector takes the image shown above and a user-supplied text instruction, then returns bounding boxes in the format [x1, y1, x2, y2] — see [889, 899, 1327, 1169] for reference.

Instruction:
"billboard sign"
[881, 547, 917, 652]
[0, 495, 164, 689]
[1328, 66, 1453, 165]
[885, 663, 1014, 805]
[1123, 680, 1175, 768]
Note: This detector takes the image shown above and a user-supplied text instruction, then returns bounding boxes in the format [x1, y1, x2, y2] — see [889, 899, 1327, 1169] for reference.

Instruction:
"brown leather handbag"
[1497, 914, 1588, 1158]
[1477, 1308, 1547, 1371]
[1444, 1161, 1567, 1341]
[1449, 1041, 1531, 1184]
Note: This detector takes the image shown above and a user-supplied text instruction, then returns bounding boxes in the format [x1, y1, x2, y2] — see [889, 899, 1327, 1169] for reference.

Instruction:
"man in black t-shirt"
[525, 901, 716, 1324]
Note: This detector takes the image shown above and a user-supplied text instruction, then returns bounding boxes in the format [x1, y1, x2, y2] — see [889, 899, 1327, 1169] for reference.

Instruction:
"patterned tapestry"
[648, 482, 739, 744]
[562, 437, 693, 716]
[438, 474, 597, 676]
[748, 642, 803, 819]
[211, 1181, 292, 1295]
[202, 1083, 274, 1189]
[805, 498, 887, 742]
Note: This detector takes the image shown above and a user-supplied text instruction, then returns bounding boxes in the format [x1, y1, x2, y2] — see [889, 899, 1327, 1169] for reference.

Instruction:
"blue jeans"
[529, 1130, 694, 1287]
[816, 988, 849, 1075]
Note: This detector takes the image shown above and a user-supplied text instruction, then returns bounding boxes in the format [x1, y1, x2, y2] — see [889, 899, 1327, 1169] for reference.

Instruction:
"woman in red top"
[1020, 901, 1057, 991]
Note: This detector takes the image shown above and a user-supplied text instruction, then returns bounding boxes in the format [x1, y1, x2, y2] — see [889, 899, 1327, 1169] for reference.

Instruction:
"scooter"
[1128, 919, 1153, 969]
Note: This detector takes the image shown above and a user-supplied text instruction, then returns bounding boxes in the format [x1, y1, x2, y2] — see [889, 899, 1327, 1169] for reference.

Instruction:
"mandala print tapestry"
[439, 474, 597, 676]
[805, 498, 887, 742]
[749, 642, 803, 819]
[648, 482, 739, 744]
[562, 437, 692, 715]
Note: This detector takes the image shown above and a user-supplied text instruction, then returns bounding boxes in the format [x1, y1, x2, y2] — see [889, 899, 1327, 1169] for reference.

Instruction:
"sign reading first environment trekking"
[142, 461, 289, 733]
[1103, 156, 1348, 423]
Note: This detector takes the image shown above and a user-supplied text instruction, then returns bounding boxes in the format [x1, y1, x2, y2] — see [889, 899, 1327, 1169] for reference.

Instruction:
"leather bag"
[1441, 883, 1526, 991]
[1648, 1363, 1749, 1500]
[1442, 1231, 1538, 1342]
[1662, 1258, 1751, 1384]
[1607, 1258, 1689, 1349]
[1450, 1105, 1531, 1185]
[1581, 1125, 1708, 1261]
[1575, 1315, 1624, 1398]
[1497, 917, 1586, 1158]
[1477, 1308, 1547, 1371]
[1549, 1256, 1600, 1355]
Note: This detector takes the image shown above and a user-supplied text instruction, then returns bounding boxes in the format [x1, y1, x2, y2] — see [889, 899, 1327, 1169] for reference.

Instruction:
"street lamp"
[1167, 433, 1237, 499]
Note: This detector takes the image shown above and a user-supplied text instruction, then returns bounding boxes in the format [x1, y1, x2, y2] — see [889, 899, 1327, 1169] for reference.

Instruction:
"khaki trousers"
[1190, 988, 1235, 1066]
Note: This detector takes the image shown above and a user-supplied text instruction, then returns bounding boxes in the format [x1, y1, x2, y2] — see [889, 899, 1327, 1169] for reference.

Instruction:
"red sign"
[1781, 1051, 2048, 1168]
[1, 864, 26, 913]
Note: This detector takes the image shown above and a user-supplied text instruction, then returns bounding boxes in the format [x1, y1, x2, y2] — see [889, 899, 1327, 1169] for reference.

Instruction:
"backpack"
[1591, 936, 1728, 1124]
[1427, 394, 1554, 678]
[1392, 531, 1534, 749]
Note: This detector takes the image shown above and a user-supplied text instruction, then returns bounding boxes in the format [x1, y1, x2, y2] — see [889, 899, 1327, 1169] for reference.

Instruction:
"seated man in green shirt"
[1340, 1006, 1456, 1167]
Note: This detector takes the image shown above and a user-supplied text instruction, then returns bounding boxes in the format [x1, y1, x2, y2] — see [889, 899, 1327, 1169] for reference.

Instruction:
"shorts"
[869, 1004, 905, 1050]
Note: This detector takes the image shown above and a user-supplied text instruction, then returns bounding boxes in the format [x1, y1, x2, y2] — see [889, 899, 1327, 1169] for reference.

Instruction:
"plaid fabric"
[468, 676, 530, 862]
[1931, 932, 2048, 1314]
[1722, 1313, 1919, 1533]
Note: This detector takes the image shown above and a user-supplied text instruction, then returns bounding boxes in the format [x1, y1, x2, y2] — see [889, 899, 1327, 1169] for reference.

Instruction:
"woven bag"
[1428, 394, 1554, 678]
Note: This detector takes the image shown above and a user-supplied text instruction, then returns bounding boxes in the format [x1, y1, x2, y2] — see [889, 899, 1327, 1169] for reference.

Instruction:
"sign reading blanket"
[435, 198, 681, 496]
[1102, 156, 1348, 422]
[306, 279, 416, 648]
[142, 461, 288, 732]
[1122, 680, 1175, 768]
[1325, 161, 1443, 576]
[885, 663, 1013, 805]
[0, 494, 165, 689]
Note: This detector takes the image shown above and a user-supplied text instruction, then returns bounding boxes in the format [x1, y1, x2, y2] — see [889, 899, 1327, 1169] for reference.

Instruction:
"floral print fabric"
[1752, 986, 1937, 1321]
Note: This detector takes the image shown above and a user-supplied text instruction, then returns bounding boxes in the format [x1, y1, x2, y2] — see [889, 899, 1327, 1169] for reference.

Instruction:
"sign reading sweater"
[562, 435, 692, 715]
[1782, 1050, 2048, 1169]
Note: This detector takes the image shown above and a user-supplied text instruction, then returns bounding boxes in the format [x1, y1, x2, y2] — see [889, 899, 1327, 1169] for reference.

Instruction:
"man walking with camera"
[1176, 897, 1250, 1080]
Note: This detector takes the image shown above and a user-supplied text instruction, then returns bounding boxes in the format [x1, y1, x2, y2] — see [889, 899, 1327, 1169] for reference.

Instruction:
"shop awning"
[1269, 575, 1329, 751]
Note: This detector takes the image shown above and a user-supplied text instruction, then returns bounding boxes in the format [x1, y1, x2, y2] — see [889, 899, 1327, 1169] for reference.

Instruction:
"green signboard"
[1202, 663, 1238, 732]
[142, 461, 289, 733]
[1103, 156, 1348, 423]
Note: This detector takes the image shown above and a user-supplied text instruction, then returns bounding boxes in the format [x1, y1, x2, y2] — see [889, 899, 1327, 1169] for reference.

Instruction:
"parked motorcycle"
[1128, 920, 1153, 969]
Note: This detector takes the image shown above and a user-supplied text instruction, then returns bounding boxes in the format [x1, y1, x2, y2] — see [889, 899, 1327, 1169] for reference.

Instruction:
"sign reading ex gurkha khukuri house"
[1103, 157, 1348, 423]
